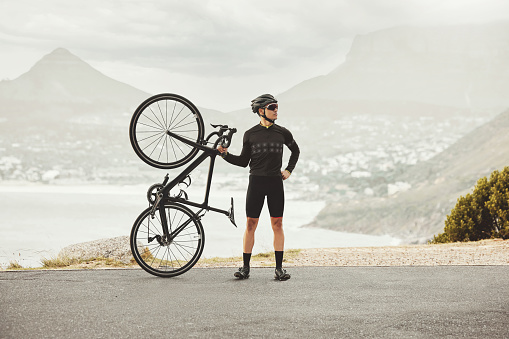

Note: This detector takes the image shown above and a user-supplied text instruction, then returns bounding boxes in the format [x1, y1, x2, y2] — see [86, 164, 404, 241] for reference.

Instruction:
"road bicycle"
[128, 93, 237, 277]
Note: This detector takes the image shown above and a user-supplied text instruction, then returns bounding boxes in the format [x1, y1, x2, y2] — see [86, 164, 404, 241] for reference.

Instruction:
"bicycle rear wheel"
[129, 93, 205, 169]
[130, 203, 205, 277]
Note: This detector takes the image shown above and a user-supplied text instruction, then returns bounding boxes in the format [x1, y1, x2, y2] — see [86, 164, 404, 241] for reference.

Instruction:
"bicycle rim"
[129, 93, 204, 169]
[130, 204, 205, 277]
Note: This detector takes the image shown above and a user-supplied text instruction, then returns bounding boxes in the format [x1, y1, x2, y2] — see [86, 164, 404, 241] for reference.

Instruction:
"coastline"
[4, 239, 507, 270]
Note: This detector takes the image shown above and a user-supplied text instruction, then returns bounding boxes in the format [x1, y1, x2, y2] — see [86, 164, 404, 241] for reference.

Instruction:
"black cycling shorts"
[246, 175, 285, 218]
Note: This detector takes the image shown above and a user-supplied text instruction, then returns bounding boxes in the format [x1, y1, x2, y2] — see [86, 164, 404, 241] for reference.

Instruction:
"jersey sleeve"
[283, 128, 300, 173]
[223, 130, 251, 168]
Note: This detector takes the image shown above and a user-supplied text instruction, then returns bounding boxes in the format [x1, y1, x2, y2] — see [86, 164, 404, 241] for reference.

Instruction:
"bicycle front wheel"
[129, 93, 205, 169]
[130, 203, 205, 277]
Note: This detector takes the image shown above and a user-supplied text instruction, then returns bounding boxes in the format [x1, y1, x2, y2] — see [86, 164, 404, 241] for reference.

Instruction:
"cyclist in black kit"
[217, 94, 300, 280]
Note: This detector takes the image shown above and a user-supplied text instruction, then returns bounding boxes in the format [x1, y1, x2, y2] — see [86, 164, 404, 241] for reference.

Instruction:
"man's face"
[260, 103, 278, 121]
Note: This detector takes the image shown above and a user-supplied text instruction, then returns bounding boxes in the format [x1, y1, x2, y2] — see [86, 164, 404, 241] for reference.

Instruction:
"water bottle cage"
[178, 175, 191, 188]
[175, 189, 189, 201]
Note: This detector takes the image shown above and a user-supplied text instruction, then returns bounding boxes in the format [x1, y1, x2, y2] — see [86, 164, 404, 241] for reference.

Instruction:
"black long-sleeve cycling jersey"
[223, 123, 300, 177]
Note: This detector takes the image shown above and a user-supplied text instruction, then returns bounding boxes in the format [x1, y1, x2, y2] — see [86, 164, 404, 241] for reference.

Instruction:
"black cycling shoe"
[274, 267, 291, 281]
[234, 266, 250, 279]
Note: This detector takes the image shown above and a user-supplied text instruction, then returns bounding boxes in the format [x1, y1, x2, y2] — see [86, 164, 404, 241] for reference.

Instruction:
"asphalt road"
[1, 266, 508, 338]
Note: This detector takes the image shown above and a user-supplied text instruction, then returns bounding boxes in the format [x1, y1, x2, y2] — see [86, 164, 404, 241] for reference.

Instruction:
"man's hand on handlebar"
[217, 145, 228, 157]
[215, 127, 235, 157]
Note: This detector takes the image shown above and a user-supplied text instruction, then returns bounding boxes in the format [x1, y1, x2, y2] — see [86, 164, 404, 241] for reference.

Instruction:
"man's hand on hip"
[282, 170, 291, 180]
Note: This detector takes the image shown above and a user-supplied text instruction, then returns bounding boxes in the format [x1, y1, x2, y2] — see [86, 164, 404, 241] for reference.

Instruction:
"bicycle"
[128, 93, 237, 277]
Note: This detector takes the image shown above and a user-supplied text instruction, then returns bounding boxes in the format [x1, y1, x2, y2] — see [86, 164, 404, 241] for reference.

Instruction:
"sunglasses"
[264, 103, 278, 111]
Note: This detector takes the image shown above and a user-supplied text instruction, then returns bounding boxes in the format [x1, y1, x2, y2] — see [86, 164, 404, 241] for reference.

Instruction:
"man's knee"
[246, 217, 259, 232]
[271, 217, 283, 230]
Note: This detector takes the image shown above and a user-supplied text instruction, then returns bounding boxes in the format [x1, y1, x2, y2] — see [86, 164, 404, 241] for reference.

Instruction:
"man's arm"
[284, 131, 300, 174]
[218, 132, 250, 168]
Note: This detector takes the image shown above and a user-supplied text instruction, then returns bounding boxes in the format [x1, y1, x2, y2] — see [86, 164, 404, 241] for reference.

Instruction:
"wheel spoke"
[168, 135, 188, 157]
[142, 112, 166, 131]
[157, 132, 168, 161]
[171, 112, 194, 131]
[144, 133, 166, 157]
[148, 106, 166, 130]
[138, 131, 164, 143]
[173, 119, 198, 129]
[156, 101, 168, 130]
[137, 121, 164, 131]
[173, 242, 197, 254]
[165, 100, 169, 132]
[169, 105, 186, 130]
[158, 247, 171, 269]
[168, 247, 183, 268]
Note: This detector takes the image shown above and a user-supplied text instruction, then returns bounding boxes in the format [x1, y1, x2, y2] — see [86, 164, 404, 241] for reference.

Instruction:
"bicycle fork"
[151, 205, 196, 246]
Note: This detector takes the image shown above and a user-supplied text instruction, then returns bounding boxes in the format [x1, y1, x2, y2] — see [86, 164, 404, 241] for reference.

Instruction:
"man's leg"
[271, 217, 285, 269]
[268, 178, 290, 280]
[271, 217, 290, 280]
[234, 217, 259, 279]
[244, 217, 259, 253]
[271, 217, 284, 251]
[242, 175, 264, 268]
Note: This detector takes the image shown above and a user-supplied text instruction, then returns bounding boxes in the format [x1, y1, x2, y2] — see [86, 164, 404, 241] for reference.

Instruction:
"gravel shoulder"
[196, 239, 509, 268]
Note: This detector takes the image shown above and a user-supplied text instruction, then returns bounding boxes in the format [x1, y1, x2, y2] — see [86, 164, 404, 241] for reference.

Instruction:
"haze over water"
[0, 184, 399, 268]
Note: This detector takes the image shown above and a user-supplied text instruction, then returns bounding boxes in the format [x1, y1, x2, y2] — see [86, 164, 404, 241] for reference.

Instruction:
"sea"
[0, 184, 400, 268]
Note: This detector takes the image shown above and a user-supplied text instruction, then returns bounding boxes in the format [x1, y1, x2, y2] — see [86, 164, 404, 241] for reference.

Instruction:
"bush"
[7, 261, 23, 270]
[432, 166, 509, 243]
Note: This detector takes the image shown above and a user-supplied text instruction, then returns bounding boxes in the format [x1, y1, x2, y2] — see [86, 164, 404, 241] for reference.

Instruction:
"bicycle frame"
[153, 128, 236, 242]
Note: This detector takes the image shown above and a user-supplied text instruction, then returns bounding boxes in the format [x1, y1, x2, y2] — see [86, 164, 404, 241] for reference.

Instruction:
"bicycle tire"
[130, 203, 205, 277]
[129, 93, 205, 169]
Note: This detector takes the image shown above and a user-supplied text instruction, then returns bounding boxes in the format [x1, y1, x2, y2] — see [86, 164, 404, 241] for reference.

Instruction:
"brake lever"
[221, 128, 237, 148]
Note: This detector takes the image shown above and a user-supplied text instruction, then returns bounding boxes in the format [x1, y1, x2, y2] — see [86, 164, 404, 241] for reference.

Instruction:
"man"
[217, 94, 300, 281]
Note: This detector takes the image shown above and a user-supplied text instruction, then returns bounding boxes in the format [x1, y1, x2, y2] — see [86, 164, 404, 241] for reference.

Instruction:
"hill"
[0, 48, 227, 183]
[276, 22, 509, 118]
[310, 108, 509, 243]
[0, 48, 148, 104]
[0, 48, 151, 125]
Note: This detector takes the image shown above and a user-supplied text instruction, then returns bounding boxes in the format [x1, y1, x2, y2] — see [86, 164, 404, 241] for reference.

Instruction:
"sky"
[1, 0, 509, 111]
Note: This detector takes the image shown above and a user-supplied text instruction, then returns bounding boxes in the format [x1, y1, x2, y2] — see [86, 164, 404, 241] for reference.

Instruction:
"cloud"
[1, 0, 509, 110]
[0, 1, 355, 77]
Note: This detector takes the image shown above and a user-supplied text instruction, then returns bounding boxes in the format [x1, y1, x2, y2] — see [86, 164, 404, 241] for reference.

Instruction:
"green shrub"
[432, 166, 509, 243]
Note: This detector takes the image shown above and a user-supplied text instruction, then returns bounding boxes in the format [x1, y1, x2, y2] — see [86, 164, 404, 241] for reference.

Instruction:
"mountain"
[0, 48, 148, 105]
[277, 22, 509, 116]
[0, 48, 152, 126]
[0, 48, 226, 124]
[0, 48, 226, 184]
[299, 22, 509, 242]
[310, 108, 509, 243]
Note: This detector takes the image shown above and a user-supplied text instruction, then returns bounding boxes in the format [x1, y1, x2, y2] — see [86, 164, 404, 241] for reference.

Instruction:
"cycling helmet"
[251, 94, 277, 114]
